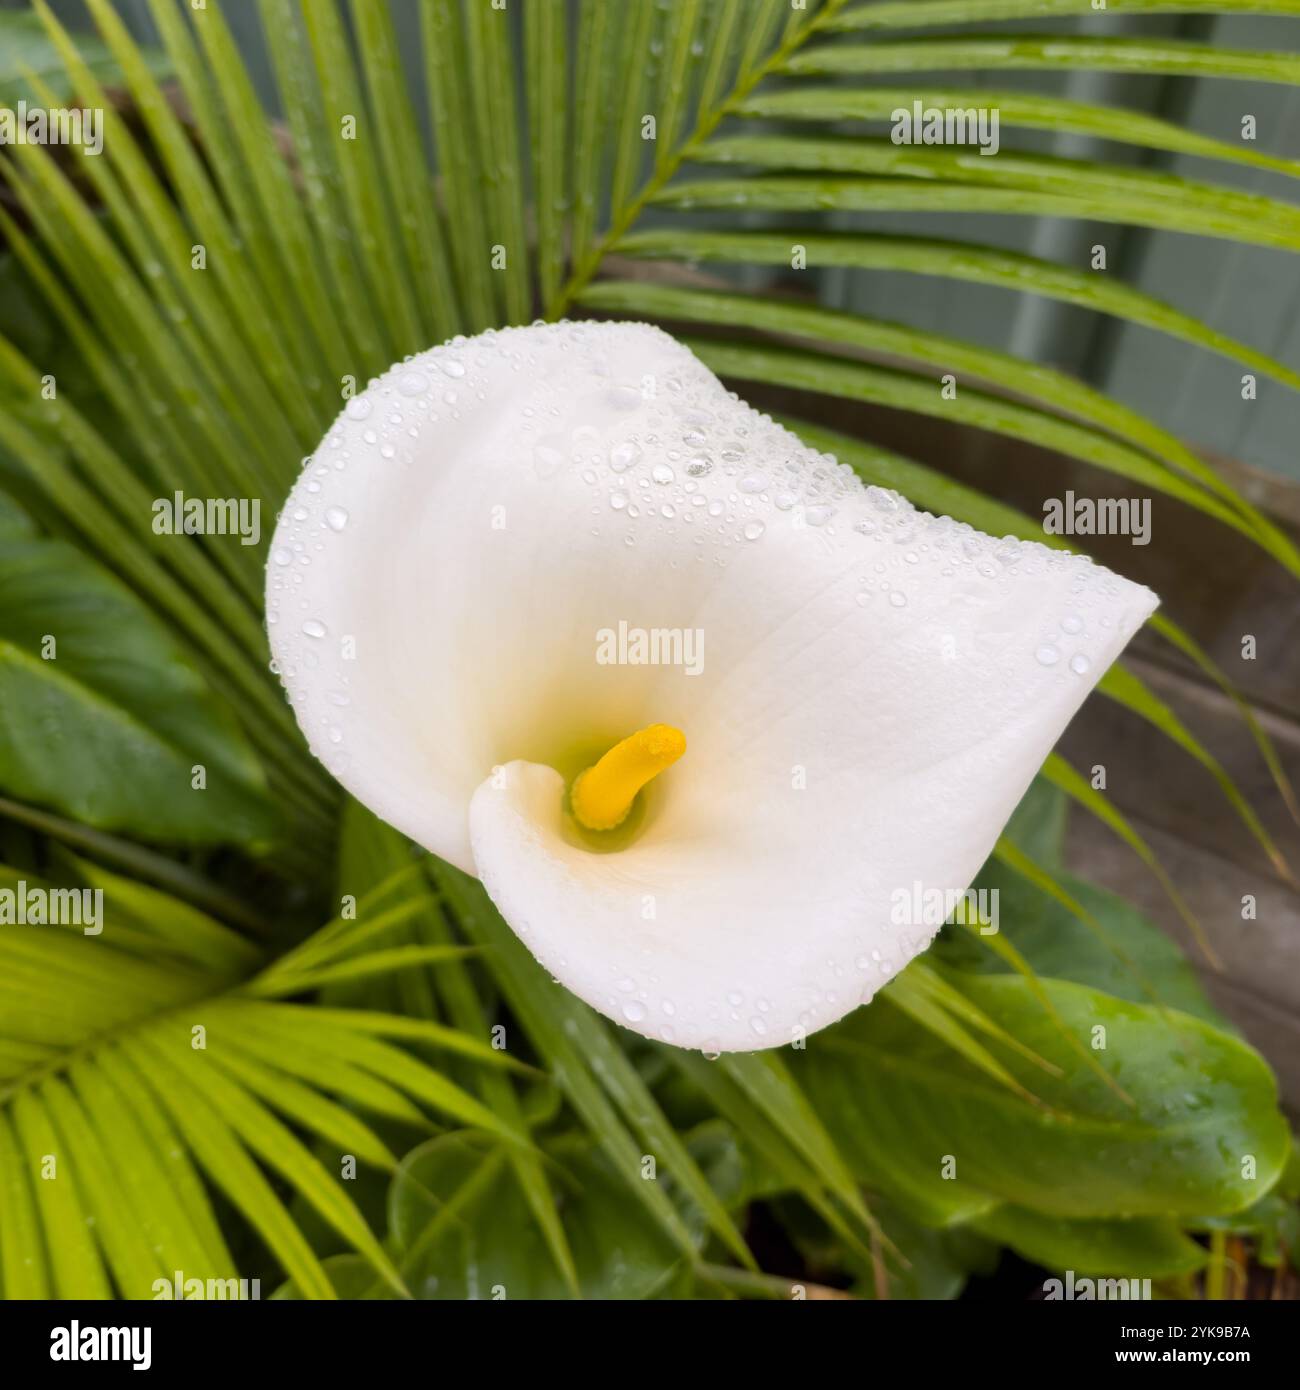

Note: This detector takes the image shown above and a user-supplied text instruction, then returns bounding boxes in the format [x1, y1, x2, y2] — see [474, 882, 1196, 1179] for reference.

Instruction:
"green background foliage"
[0, 0, 1295, 1299]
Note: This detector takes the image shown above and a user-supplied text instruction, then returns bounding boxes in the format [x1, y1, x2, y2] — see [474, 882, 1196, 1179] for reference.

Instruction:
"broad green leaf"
[974, 1206, 1208, 1280]
[794, 972, 1289, 1220]
[0, 526, 275, 844]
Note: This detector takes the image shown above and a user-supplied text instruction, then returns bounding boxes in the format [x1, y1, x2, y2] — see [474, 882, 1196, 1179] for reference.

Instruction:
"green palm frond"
[0, 862, 526, 1299]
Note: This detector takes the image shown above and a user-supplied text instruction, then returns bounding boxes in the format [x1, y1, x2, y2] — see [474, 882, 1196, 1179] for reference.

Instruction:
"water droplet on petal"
[302, 619, 327, 639]
[325, 506, 349, 532]
[610, 440, 641, 472]
[1036, 644, 1061, 667]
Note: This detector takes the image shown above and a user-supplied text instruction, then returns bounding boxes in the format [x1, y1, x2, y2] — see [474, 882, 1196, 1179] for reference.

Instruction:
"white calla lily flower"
[267, 320, 1157, 1053]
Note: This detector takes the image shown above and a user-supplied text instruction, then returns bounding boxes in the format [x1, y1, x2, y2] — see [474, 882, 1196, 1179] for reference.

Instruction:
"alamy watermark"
[50, 1323, 150, 1370]
[1042, 491, 1151, 546]
[1043, 1270, 1151, 1300]
[0, 101, 103, 157]
[890, 881, 999, 934]
[152, 1271, 261, 1300]
[0, 881, 102, 935]
[596, 621, 705, 676]
[891, 100, 1000, 157]
[152, 492, 262, 546]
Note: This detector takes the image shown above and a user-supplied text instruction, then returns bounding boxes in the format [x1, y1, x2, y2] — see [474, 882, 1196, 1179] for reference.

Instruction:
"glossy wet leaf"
[793, 971, 1289, 1221]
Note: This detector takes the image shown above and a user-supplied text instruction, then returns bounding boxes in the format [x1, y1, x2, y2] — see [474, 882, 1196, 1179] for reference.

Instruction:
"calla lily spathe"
[266, 321, 1157, 1053]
